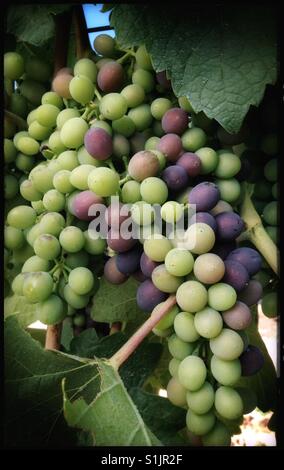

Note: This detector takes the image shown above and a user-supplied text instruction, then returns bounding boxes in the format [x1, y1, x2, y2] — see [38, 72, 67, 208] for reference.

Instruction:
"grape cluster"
[4, 35, 274, 445]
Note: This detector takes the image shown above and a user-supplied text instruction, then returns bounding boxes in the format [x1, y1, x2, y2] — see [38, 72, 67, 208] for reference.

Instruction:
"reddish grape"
[84, 127, 113, 160]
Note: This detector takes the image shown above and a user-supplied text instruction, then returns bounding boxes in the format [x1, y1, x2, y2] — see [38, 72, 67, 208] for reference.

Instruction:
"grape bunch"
[4, 34, 274, 445]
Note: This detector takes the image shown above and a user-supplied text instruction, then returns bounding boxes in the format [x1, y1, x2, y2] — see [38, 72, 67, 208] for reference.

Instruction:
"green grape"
[27, 109, 38, 126]
[30, 165, 54, 192]
[153, 303, 179, 330]
[22, 272, 54, 303]
[214, 386, 243, 420]
[132, 69, 155, 93]
[25, 224, 42, 247]
[12, 242, 34, 264]
[152, 119, 164, 137]
[215, 178, 241, 204]
[169, 358, 181, 378]
[60, 117, 89, 149]
[160, 201, 183, 224]
[131, 201, 155, 226]
[59, 226, 85, 253]
[37, 294, 66, 325]
[70, 164, 95, 190]
[57, 150, 79, 171]
[262, 201, 278, 226]
[63, 284, 90, 309]
[66, 305, 76, 317]
[135, 44, 153, 71]
[99, 93, 128, 120]
[42, 189, 65, 212]
[7, 205, 36, 229]
[74, 58, 97, 82]
[140, 177, 168, 204]
[266, 226, 277, 244]
[178, 356, 207, 391]
[22, 255, 51, 273]
[90, 119, 113, 135]
[13, 131, 29, 147]
[5, 174, 18, 200]
[69, 75, 94, 104]
[4, 52, 24, 80]
[4, 138, 17, 163]
[174, 312, 200, 342]
[73, 313, 86, 327]
[4, 114, 17, 138]
[64, 250, 89, 269]
[34, 234, 61, 260]
[152, 264, 183, 293]
[193, 253, 225, 285]
[16, 136, 40, 156]
[121, 180, 141, 203]
[261, 292, 277, 318]
[112, 116, 135, 137]
[182, 223, 215, 254]
[186, 409, 215, 436]
[88, 167, 120, 197]
[143, 235, 172, 262]
[178, 96, 194, 113]
[56, 108, 80, 129]
[93, 34, 115, 56]
[113, 133, 130, 158]
[28, 120, 51, 140]
[210, 329, 244, 360]
[11, 273, 27, 295]
[152, 326, 172, 337]
[68, 267, 94, 295]
[165, 248, 194, 276]
[194, 147, 218, 174]
[53, 170, 74, 194]
[4, 226, 25, 250]
[31, 200, 45, 215]
[186, 381, 215, 415]
[48, 130, 67, 154]
[39, 212, 65, 237]
[176, 281, 208, 313]
[36, 104, 60, 128]
[145, 136, 160, 151]
[150, 98, 172, 120]
[168, 334, 195, 360]
[194, 307, 223, 339]
[166, 377, 187, 408]
[214, 152, 241, 178]
[182, 128, 207, 152]
[121, 84, 145, 109]
[202, 421, 231, 446]
[128, 104, 153, 131]
[84, 230, 106, 255]
[77, 146, 101, 167]
[15, 153, 35, 173]
[9, 93, 28, 118]
[264, 158, 277, 183]
[208, 283, 237, 311]
[41, 91, 64, 109]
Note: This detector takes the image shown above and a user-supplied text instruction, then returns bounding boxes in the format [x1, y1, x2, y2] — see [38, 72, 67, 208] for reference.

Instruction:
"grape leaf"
[4, 295, 38, 328]
[90, 277, 145, 323]
[5, 317, 161, 447]
[61, 318, 74, 351]
[111, 4, 277, 133]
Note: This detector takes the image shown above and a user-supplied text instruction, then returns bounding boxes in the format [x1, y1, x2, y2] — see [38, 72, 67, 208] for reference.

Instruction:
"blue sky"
[83, 4, 115, 50]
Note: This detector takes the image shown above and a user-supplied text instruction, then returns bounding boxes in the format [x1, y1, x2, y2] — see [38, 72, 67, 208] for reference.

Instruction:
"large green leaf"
[90, 277, 144, 323]
[111, 4, 277, 133]
[4, 295, 38, 328]
[4, 317, 161, 447]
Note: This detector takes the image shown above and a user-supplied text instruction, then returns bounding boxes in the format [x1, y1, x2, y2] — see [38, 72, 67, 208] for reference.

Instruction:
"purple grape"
[188, 182, 220, 212]
[104, 256, 129, 284]
[237, 280, 263, 306]
[177, 152, 201, 177]
[157, 133, 182, 162]
[211, 241, 237, 259]
[136, 279, 167, 312]
[97, 61, 124, 92]
[156, 71, 171, 89]
[226, 247, 262, 276]
[107, 228, 137, 252]
[84, 127, 113, 160]
[116, 245, 143, 275]
[128, 150, 160, 181]
[161, 108, 188, 135]
[222, 260, 249, 292]
[71, 190, 104, 221]
[132, 270, 148, 282]
[140, 252, 160, 277]
[105, 201, 130, 228]
[188, 212, 217, 232]
[240, 345, 264, 376]
[161, 165, 188, 191]
[215, 212, 244, 241]
[222, 301, 252, 330]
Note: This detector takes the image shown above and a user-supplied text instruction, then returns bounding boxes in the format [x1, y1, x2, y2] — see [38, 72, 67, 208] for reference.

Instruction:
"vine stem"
[240, 183, 279, 275]
[45, 324, 63, 351]
[109, 295, 176, 370]
[72, 5, 90, 59]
